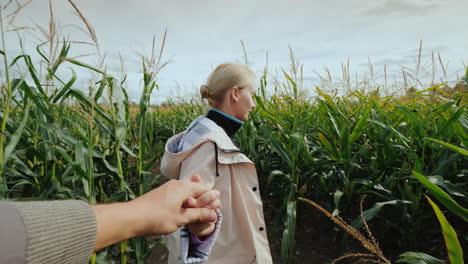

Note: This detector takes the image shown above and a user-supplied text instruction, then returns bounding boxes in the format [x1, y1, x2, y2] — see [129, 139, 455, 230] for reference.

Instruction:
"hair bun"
[200, 85, 209, 99]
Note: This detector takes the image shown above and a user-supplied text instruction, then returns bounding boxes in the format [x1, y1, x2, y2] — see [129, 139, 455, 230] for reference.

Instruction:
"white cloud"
[3, 0, 467, 102]
[361, 0, 440, 16]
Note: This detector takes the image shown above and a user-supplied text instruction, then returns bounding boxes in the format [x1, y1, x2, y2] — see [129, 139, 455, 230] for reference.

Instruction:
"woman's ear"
[230, 87, 240, 102]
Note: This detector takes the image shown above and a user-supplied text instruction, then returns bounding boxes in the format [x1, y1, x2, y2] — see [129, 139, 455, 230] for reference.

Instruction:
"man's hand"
[92, 176, 221, 251]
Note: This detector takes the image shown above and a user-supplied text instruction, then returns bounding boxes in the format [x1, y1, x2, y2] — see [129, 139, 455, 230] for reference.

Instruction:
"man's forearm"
[92, 202, 141, 251]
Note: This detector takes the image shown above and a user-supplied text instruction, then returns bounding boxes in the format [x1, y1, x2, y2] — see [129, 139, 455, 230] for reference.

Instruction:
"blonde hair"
[200, 63, 256, 107]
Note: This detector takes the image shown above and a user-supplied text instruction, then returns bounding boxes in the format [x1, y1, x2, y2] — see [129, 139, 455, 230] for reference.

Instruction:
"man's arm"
[1, 200, 96, 264]
[0, 178, 220, 263]
[93, 179, 219, 251]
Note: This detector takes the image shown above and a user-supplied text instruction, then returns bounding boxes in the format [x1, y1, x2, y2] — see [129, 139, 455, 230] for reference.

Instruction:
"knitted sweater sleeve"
[0, 200, 96, 264]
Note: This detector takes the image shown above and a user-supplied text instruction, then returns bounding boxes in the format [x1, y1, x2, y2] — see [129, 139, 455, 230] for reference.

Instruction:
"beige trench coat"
[161, 129, 273, 264]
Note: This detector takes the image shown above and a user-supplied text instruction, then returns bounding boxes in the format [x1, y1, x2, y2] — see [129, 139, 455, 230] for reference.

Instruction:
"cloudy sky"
[3, 0, 468, 103]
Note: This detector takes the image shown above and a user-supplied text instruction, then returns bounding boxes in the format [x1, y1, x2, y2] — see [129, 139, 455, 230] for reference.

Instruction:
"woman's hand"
[92, 176, 221, 251]
[185, 175, 220, 236]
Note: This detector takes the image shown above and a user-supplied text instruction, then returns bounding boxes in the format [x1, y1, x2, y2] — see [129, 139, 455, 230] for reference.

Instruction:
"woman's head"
[200, 63, 256, 121]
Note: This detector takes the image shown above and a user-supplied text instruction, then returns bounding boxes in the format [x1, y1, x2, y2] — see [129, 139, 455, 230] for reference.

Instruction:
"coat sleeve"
[165, 141, 222, 264]
[0, 200, 96, 264]
[179, 142, 218, 188]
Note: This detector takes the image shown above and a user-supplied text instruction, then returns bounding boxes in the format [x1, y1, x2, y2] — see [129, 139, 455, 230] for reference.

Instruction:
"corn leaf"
[259, 124, 293, 167]
[396, 105, 426, 135]
[15, 78, 51, 120]
[351, 199, 411, 229]
[425, 195, 464, 264]
[397, 252, 445, 264]
[48, 40, 70, 78]
[268, 170, 291, 185]
[412, 171, 468, 222]
[318, 132, 340, 160]
[67, 89, 114, 125]
[61, 57, 105, 74]
[53, 68, 76, 103]
[350, 107, 371, 145]
[281, 197, 297, 264]
[1, 103, 31, 170]
[94, 76, 108, 102]
[426, 138, 468, 156]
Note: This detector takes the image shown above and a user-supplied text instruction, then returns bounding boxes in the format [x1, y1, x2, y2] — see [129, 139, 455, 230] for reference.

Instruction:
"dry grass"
[298, 196, 392, 264]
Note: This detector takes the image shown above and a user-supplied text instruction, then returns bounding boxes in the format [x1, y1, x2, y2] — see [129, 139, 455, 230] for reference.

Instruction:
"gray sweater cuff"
[11, 200, 96, 264]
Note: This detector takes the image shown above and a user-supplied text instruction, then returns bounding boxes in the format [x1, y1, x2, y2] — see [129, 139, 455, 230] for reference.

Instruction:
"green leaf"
[340, 126, 351, 171]
[11, 78, 25, 93]
[412, 171, 468, 222]
[8, 179, 35, 194]
[317, 132, 340, 160]
[9, 54, 29, 67]
[1, 103, 31, 170]
[368, 119, 411, 148]
[14, 79, 51, 120]
[268, 170, 290, 185]
[327, 111, 342, 138]
[107, 190, 127, 202]
[464, 66, 468, 84]
[94, 76, 107, 102]
[61, 57, 105, 74]
[281, 198, 297, 264]
[316, 87, 334, 107]
[35, 42, 49, 63]
[93, 117, 115, 138]
[48, 40, 70, 78]
[102, 157, 120, 175]
[121, 144, 138, 158]
[23, 55, 47, 96]
[333, 189, 343, 216]
[347, 101, 364, 120]
[259, 124, 293, 167]
[10, 154, 38, 178]
[425, 195, 464, 264]
[349, 107, 371, 145]
[290, 133, 316, 166]
[75, 142, 86, 173]
[53, 146, 87, 177]
[396, 105, 426, 135]
[397, 252, 445, 264]
[146, 111, 154, 146]
[351, 199, 411, 229]
[426, 138, 468, 156]
[440, 107, 464, 136]
[112, 79, 127, 148]
[428, 101, 454, 121]
[427, 176, 466, 198]
[67, 89, 114, 125]
[53, 68, 76, 103]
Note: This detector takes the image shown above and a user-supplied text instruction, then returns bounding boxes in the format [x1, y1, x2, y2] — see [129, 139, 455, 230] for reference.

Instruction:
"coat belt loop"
[213, 142, 220, 177]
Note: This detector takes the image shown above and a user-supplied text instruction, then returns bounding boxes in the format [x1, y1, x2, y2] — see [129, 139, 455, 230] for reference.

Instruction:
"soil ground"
[144, 203, 342, 264]
[142, 178, 344, 263]
[141, 164, 345, 264]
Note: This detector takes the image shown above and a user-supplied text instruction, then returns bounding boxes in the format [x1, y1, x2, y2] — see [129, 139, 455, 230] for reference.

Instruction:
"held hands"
[184, 175, 220, 236]
[92, 175, 221, 251]
[127, 175, 220, 236]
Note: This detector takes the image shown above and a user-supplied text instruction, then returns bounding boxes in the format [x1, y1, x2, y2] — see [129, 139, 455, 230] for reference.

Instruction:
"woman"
[161, 63, 273, 263]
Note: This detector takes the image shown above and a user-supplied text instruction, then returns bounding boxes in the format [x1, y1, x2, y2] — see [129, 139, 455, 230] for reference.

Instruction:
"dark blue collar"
[209, 108, 244, 125]
[206, 109, 243, 146]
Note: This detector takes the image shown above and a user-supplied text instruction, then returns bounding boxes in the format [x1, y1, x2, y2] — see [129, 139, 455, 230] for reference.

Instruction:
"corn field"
[1, 2, 467, 264]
